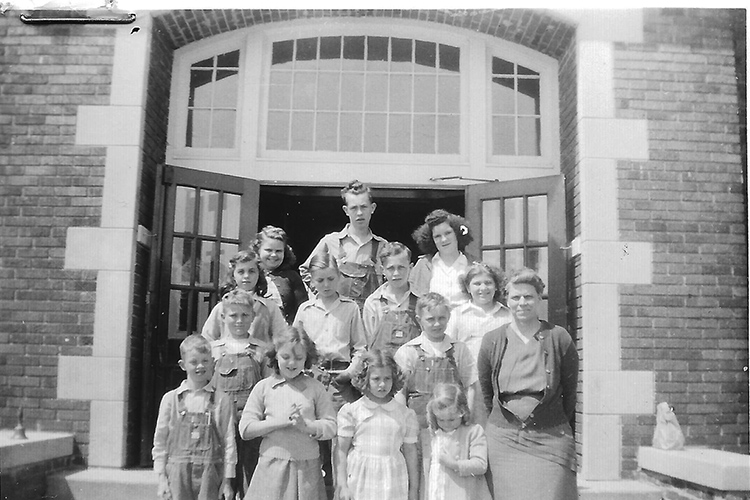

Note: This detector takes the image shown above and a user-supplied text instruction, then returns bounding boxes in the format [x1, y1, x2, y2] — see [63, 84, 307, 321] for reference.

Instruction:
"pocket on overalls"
[338, 262, 368, 298]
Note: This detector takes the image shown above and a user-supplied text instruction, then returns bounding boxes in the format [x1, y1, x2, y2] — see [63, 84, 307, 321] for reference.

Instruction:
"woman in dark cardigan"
[477, 268, 579, 499]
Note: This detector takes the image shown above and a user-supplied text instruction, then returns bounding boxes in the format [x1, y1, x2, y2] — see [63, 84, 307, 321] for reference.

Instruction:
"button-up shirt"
[362, 283, 417, 341]
[445, 302, 512, 360]
[394, 334, 478, 389]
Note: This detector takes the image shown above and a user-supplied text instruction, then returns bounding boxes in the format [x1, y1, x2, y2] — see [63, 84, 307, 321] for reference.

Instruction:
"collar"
[176, 380, 216, 395]
[432, 252, 469, 269]
[374, 283, 414, 307]
[309, 295, 344, 311]
[269, 372, 309, 389]
[361, 397, 401, 413]
[461, 301, 509, 316]
[336, 224, 386, 244]
[406, 333, 454, 350]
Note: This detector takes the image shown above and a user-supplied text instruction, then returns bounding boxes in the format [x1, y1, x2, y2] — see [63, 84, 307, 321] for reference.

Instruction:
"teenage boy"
[363, 242, 421, 355]
[300, 180, 387, 309]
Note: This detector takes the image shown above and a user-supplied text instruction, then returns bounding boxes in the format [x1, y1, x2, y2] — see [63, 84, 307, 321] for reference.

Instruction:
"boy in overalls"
[363, 242, 421, 355]
[153, 335, 236, 500]
[300, 180, 386, 309]
[394, 292, 478, 490]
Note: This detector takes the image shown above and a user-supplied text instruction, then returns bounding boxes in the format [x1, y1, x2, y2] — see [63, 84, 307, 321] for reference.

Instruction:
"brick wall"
[614, 8, 748, 475]
[0, 19, 116, 462]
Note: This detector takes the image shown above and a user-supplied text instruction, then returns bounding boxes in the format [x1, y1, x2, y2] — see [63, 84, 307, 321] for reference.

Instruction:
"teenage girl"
[238, 327, 337, 500]
[424, 383, 491, 500]
[201, 248, 287, 345]
[336, 349, 419, 500]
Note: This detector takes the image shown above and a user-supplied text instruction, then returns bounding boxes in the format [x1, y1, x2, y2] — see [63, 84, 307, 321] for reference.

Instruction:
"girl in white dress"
[335, 349, 420, 500]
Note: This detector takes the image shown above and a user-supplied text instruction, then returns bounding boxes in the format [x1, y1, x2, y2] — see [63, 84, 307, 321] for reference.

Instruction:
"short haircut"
[222, 288, 255, 309]
[426, 383, 471, 432]
[308, 251, 339, 275]
[252, 225, 297, 269]
[506, 267, 545, 296]
[224, 249, 268, 297]
[415, 292, 451, 318]
[340, 179, 373, 204]
[179, 334, 212, 359]
[352, 349, 404, 398]
[267, 326, 318, 373]
[378, 241, 412, 265]
[411, 209, 474, 256]
[459, 262, 506, 303]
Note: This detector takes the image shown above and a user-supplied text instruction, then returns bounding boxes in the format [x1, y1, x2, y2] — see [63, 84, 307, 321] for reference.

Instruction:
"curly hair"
[252, 225, 297, 270]
[222, 249, 268, 297]
[340, 179, 373, 204]
[351, 349, 404, 398]
[459, 262, 506, 304]
[426, 383, 471, 433]
[266, 326, 318, 374]
[411, 209, 473, 256]
[506, 267, 545, 296]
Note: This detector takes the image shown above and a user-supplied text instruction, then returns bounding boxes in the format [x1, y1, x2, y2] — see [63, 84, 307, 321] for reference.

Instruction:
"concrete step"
[47, 467, 158, 500]
[579, 479, 664, 500]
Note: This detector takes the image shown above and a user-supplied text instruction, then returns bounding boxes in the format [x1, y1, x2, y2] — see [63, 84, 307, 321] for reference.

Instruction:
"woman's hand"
[156, 473, 171, 499]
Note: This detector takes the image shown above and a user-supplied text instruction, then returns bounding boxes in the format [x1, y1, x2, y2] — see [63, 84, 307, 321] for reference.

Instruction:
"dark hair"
[252, 225, 297, 270]
[459, 262, 506, 304]
[411, 209, 473, 256]
[352, 349, 404, 398]
[426, 383, 471, 432]
[506, 267, 545, 296]
[340, 179, 373, 204]
[180, 334, 212, 358]
[223, 249, 268, 297]
[415, 292, 451, 318]
[266, 326, 318, 373]
[377, 241, 412, 265]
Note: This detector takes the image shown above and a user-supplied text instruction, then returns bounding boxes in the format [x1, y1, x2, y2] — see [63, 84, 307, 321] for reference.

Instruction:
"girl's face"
[506, 282, 541, 323]
[311, 267, 340, 299]
[277, 342, 307, 380]
[431, 222, 458, 256]
[233, 260, 259, 292]
[433, 405, 463, 432]
[366, 366, 393, 404]
[417, 305, 450, 342]
[258, 238, 285, 271]
[469, 272, 497, 307]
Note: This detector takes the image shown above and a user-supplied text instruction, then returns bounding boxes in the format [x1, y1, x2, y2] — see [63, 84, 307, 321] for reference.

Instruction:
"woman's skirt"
[485, 421, 578, 500]
[244, 455, 327, 500]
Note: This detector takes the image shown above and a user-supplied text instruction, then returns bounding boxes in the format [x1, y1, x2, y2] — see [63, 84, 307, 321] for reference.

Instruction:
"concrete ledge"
[48, 468, 158, 500]
[578, 479, 662, 500]
[0, 430, 74, 469]
[639, 446, 750, 492]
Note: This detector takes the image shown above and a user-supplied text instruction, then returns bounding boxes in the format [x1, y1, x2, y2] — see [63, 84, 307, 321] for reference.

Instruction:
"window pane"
[482, 199, 502, 246]
[174, 186, 195, 234]
[343, 36, 365, 70]
[292, 72, 315, 110]
[196, 291, 213, 338]
[364, 73, 388, 112]
[391, 38, 412, 63]
[505, 248, 525, 274]
[168, 290, 189, 339]
[414, 75, 436, 113]
[197, 239, 215, 286]
[505, 197, 524, 245]
[189, 69, 213, 108]
[437, 115, 459, 154]
[364, 113, 387, 152]
[518, 64, 539, 76]
[492, 57, 514, 75]
[171, 237, 192, 285]
[290, 111, 314, 150]
[219, 243, 240, 282]
[367, 36, 388, 72]
[217, 50, 239, 68]
[518, 117, 541, 156]
[482, 249, 502, 269]
[315, 112, 338, 151]
[210, 109, 235, 148]
[492, 78, 515, 114]
[267, 111, 290, 150]
[389, 74, 411, 112]
[439, 44, 460, 72]
[222, 194, 241, 240]
[317, 72, 340, 110]
[415, 40, 436, 69]
[388, 114, 411, 153]
[517, 78, 540, 115]
[193, 56, 213, 68]
[413, 114, 435, 154]
[199, 190, 219, 236]
[269, 71, 292, 109]
[187, 109, 210, 148]
[319, 36, 341, 70]
[296, 37, 318, 61]
[341, 73, 364, 111]
[492, 116, 515, 155]
[528, 246, 548, 286]
[272, 40, 294, 66]
[528, 196, 547, 243]
[340, 113, 363, 152]
[437, 75, 459, 113]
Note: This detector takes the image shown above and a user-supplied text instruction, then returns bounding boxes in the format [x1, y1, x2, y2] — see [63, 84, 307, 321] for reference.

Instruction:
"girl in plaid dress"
[335, 350, 419, 500]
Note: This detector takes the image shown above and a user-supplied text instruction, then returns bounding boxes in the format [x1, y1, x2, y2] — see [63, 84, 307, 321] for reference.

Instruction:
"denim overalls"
[337, 239, 380, 309]
[368, 294, 421, 356]
[166, 391, 223, 500]
[406, 343, 462, 428]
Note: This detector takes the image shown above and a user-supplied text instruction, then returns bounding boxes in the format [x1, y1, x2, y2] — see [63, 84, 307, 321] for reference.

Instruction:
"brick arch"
[154, 9, 575, 60]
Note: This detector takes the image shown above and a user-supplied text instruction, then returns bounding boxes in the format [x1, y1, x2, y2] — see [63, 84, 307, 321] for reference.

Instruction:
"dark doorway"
[258, 186, 464, 263]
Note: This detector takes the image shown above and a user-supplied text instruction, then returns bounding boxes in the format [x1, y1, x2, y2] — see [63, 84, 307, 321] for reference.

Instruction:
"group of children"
[153, 180, 494, 500]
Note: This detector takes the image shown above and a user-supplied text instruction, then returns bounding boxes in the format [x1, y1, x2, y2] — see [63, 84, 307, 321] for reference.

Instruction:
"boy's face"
[382, 253, 412, 292]
[179, 348, 215, 387]
[417, 305, 450, 342]
[342, 192, 375, 232]
[222, 302, 254, 339]
[311, 267, 340, 299]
